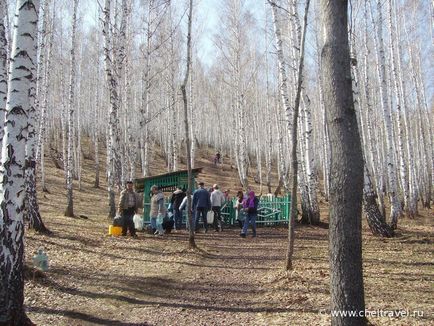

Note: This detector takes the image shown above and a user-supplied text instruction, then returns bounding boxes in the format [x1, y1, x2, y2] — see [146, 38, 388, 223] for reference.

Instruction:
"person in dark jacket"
[171, 187, 186, 230]
[192, 182, 211, 232]
[118, 181, 139, 237]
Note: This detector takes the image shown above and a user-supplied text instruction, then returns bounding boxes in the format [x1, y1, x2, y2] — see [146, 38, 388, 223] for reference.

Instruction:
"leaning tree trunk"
[181, 0, 196, 249]
[320, 1, 366, 325]
[363, 166, 394, 238]
[0, 0, 39, 324]
[64, 0, 79, 217]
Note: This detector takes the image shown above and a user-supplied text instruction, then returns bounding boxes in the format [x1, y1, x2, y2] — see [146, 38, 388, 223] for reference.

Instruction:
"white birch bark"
[0, 1, 7, 158]
[25, 0, 50, 232]
[36, 0, 55, 176]
[301, 93, 320, 224]
[140, 0, 153, 177]
[387, 0, 409, 221]
[103, 0, 122, 218]
[189, 62, 196, 169]
[64, 0, 79, 217]
[93, 48, 100, 188]
[408, 44, 432, 208]
[0, 0, 39, 322]
[269, 0, 293, 151]
[370, 0, 401, 227]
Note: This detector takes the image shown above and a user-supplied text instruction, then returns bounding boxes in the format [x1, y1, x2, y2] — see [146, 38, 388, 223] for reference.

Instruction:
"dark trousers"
[122, 208, 136, 236]
[174, 208, 183, 230]
[212, 206, 222, 231]
[195, 208, 208, 231]
[242, 213, 257, 236]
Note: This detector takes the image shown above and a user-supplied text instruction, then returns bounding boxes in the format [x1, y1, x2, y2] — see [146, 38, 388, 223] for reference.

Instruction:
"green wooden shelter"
[134, 168, 202, 223]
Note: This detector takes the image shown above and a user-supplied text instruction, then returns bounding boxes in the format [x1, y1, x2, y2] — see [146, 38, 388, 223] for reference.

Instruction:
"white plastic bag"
[133, 214, 144, 230]
[207, 210, 214, 224]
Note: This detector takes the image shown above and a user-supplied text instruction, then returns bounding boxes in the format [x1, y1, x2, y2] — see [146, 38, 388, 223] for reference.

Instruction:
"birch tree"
[36, 0, 55, 193]
[0, 0, 39, 323]
[25, 0, 50, 233]
[64, 0, 79, 217]
[268, 0, 292, 193]
[0, 0, 6, 157]
[369, 0, 401, 228]
[103, 0, 122, 218]
[181, 0, 196, 249]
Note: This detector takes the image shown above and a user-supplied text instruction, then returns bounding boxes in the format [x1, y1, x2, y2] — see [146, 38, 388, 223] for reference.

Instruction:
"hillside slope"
[22, 140, 434, 326]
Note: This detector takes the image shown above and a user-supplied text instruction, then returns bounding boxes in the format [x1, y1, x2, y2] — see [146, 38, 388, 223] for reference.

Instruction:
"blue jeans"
[242, 213, 257, 235]
[174, 209, 183, 230]
[195, 208, 208, 231]
[150, 216, 163, 233]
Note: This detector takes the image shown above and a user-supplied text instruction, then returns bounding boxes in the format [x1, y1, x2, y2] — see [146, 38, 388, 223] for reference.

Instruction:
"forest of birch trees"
[1, 0, 432, 232]
[0, 0, 432, 324]
[7, 0, 429, 232]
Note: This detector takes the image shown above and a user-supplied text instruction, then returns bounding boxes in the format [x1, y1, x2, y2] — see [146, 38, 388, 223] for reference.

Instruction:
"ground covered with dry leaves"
[23, 148, 433, 325]
[25, 212, 433, 325]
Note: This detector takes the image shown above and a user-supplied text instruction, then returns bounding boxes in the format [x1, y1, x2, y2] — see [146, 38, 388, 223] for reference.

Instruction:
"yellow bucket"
[108, 225, 122, 236]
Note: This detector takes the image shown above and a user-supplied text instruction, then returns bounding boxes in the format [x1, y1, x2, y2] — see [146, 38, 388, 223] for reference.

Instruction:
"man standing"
[192, 181, 211, 232]
[210, 184, 225, 232]
[171, 187, 186, 230]
[118, 181, 139, 237]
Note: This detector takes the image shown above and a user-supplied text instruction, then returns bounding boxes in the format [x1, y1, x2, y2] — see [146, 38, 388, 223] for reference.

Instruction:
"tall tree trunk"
[189, 64, 195, 169]
[408, 44, 432, 208]
[369, 0, 401, 228]
[36, 0, 55, 194]
[140, 0, 153, 177]
[94, 73, 100, 188]
[387, 0, 409, 221]
[301, 94, 320, 224]
[181, 0, 196, 249]
[268, 0, 310, 270]
[0, 0, 39, 324]
[103, 0, 121, 219]
[269, 0, 293, 160]
[320, 1, 366, 325]
[64, 0, 79, 217]
[0, 0, 7, 158]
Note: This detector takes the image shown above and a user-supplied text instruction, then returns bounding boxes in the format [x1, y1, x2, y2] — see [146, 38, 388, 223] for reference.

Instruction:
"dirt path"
[25, 211, 433, 326]
[25, 214, 331, 326]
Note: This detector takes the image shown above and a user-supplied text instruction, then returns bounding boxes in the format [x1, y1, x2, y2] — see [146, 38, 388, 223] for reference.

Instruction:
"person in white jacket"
[210, 184, 226, 232]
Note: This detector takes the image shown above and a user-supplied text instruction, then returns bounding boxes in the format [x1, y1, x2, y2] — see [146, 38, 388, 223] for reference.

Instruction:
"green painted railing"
[221, 194, 291, 225]
[141, 194, 291, 226]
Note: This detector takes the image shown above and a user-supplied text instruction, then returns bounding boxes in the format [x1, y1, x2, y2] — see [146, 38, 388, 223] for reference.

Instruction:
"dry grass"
[23, 140, 433, 325]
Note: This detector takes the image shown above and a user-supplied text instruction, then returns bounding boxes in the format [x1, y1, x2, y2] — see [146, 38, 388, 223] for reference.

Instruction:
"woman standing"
[234, 190, 245, 229]
[150, 185, 166, 235]
[240, 191, 259, 238]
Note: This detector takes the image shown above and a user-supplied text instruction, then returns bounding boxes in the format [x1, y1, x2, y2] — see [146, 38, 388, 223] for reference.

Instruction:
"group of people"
[117, 180, 259, 238]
